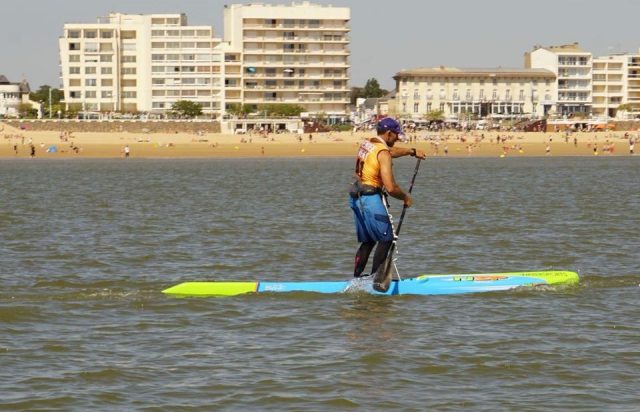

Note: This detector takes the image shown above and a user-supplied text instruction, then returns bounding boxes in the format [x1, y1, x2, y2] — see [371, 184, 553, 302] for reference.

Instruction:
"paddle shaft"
[374, 158, 422, 291]
[394, 158, 422, 237]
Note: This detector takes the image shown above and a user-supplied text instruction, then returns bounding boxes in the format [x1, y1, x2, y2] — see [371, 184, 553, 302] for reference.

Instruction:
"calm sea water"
[1, 157, 639, 411]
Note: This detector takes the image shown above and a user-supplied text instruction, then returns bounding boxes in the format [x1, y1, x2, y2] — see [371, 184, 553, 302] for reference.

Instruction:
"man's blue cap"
[377, 117, 404, 136]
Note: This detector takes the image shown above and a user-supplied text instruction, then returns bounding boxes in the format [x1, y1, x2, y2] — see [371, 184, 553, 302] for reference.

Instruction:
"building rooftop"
[394, 67, 556, 79]
[532, 42, 588, 53]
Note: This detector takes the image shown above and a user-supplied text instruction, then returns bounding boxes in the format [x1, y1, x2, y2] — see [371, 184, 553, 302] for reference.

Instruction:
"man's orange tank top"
[356, 137, 389, 188]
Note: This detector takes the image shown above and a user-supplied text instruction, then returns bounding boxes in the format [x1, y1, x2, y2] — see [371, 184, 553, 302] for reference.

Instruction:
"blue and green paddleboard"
[162, 270, 579, 297]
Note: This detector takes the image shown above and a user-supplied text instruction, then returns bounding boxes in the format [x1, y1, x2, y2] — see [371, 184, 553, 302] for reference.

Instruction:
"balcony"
[242, 24, 350, 32]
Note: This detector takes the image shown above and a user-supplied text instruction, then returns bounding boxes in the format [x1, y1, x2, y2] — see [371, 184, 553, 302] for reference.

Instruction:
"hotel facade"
[393, 67, 557, 120]
[591, 52, 640, 118]
[58, 2, 350, 120]
[525, 43, 593, 116]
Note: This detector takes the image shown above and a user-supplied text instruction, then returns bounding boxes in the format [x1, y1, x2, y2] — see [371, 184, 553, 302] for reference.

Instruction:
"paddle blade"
[162, 282, 258, 297]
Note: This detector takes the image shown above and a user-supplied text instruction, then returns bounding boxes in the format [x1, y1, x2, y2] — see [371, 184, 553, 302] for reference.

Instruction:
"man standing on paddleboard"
[349, 117, 426, 291]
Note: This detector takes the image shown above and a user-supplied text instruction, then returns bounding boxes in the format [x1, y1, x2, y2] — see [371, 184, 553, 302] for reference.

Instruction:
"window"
[122, 91, 137, 98]
[101, 79, 113, 86]
[121, 67, 137, 75]
[100, 43, 113, 52]
[414, 103, 419, 113]
[121, 31, 136, 39]
[122, 43, 136, 52]
[101, 91, 113, 98]
[85, 91, 96, 98]
[122, 79, 137, 87]
[101, 67, 112, 75]
[84, 30, 97, 39]
[69, 43, 80, 51]
[69, 67, 80, 74]
[152, 78, 165, 85]
[69, 91, 81, 98]
[85, 67, 96, 74]
[100, 55, 112, 62]
[152, 54, 165, 61]
[69, 55, 80, 62]
[122, 55, 136, 63]
[85, 79, 97, 86]
[84, 43, 98, 52]
[68, 30, 80, 39]
[69, 79, 80, 87]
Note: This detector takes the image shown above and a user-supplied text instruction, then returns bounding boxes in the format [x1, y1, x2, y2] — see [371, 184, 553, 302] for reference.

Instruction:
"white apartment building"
[59, 13, 228, 115]
[223, 2, 350, 121]
[525, 43, 592, 116]
[393, 67, 556, 120]
[0, 75, 29, 117]
[592, 52, 640, 118]
[58, 3, 350, 120]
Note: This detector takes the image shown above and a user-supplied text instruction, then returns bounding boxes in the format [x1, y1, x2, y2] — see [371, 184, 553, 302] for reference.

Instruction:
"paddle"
[373, 158, 422, 292]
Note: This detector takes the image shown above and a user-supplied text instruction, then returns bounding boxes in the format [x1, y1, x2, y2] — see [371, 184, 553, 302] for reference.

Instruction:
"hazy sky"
[2, 0, 640, 90]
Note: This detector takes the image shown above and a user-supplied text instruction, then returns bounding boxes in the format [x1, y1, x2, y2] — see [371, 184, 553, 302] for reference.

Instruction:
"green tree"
[362, 78, 386, 98]
[29, 85, 64, 116]
[17, 102, 37, 118]
[227, 103, 255, 117]
[257, 103, 304, 117]
[66, 103, 82, 118]
[171, 100, 203, 118]
[424, 110, 445, 122]
[350, 87, 364, 105]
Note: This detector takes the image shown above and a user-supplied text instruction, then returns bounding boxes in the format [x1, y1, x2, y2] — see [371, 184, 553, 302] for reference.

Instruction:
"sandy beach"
[1, 122, 636, 159]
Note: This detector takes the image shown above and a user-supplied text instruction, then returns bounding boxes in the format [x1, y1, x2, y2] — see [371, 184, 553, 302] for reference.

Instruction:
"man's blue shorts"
[349, 194, 394, 243]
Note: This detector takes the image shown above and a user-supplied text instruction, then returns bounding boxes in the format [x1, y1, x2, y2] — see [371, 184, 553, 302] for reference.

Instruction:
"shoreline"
[1, 125, 637, 159]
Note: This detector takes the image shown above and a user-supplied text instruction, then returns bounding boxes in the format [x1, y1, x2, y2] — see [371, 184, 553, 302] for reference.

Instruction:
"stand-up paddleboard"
[162, 270, 578, 297]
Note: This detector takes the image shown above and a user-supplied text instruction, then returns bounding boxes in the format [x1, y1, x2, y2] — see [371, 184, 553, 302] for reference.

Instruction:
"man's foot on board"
[354, 272, 372, 279]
